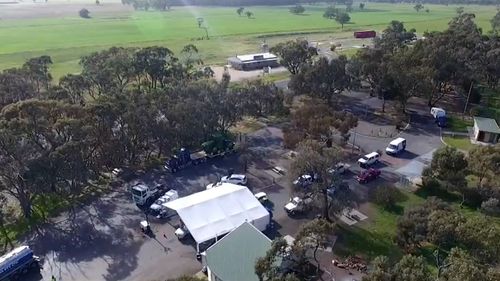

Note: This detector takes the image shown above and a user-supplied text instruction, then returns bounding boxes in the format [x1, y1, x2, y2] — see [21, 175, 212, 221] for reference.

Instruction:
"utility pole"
[351, 128, 357, 154]
[463, 81, 473, 117]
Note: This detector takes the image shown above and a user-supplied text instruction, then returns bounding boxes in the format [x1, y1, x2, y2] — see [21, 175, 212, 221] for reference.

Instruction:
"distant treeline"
[167, 0, 306, 5]
[367, 0, 500, 4]
[124, 0, 500, 8]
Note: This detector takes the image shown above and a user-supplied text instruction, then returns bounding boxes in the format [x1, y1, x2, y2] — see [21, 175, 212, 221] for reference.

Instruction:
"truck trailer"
[0, 246, 40, 281]
[165, 134, 235, 173]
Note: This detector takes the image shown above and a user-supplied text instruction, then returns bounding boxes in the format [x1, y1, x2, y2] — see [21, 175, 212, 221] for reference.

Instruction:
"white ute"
[385, 137, 406, 155]
[284, 197, 312, 215]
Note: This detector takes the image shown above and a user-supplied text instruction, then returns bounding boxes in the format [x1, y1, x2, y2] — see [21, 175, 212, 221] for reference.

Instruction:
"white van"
[430, 107, 446, 118]
[357, 152, 380, 168]
[386, 137, 406, 155]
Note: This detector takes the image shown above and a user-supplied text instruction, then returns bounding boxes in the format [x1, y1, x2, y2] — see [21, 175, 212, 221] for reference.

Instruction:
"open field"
[0, 2, 498, 78]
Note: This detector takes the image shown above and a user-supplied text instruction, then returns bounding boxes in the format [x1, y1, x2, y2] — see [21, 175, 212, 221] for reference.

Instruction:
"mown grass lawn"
[447, 115, 473, 132]
[443, 135, 476, 151]
[335, 190, 424, 260]
[0, 3, 497, 78]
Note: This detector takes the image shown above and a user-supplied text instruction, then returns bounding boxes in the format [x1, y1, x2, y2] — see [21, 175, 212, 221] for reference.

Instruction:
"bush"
[79, 8, 90, 18]
[374, 185, 398, 209]
[481, 198, 500, 216]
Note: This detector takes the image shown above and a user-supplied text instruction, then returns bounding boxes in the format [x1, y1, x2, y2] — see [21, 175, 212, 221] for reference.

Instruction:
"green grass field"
[443, 135, 477, 151]
[0, 3, 497, 78]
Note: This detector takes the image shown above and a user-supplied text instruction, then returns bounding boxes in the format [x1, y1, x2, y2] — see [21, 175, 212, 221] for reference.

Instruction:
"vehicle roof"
[364, 152, 380, 158]
[132, 184, 148, 192]
[165, 190, 178, 197]
[228, 174, 246, 179]
[254, 192, 267, 198]
[390, 137, 406, 145]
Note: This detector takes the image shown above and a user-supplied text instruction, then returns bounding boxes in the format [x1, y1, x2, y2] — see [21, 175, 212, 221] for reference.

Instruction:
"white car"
[175, 225, 189, 239]
[254, 192, 268, 202]
[328, 163, 350, 175]
[293, 174, 313, 187]
[221, 174, 247, 185]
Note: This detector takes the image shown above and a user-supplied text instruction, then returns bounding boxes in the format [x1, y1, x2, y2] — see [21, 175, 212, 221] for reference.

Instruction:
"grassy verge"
[447, 115, 473, 132]
[334, 191, 424, 260]
[262, 71, 290, 83]
[230, 117, 266, 135]
[442, 135, 476, 151]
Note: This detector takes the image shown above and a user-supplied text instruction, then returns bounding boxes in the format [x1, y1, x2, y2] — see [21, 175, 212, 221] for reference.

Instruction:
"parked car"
[328, 163, 350, 175]
[357, 168, 381, 183]
[254, 192, 268, 203]
[327, 182, 350, 197]
[284, 196, 313, 215]
[357, 152, 380, 168]
[220, 174, 247, 185]
[293, 174, 314, 187]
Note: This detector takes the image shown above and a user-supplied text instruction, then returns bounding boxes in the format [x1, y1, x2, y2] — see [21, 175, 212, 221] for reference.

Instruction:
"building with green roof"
[205, 222, 272, 281]
[473, 117, 500, 144]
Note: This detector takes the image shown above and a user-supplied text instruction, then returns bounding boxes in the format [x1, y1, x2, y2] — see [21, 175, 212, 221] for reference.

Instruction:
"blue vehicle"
[0, 246, 40, 281]
[165, 134, 235, 173]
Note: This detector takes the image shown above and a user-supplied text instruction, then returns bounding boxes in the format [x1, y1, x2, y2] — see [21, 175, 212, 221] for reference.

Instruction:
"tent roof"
[205, 222, 271, 281]
[164, 184, 269, 244]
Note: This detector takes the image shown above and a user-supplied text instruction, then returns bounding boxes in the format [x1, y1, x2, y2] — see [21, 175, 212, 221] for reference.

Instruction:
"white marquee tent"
[164, 183, 270, 248]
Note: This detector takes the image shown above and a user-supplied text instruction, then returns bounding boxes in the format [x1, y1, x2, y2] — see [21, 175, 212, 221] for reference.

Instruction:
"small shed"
[228, 52, 279, 71]
[473, 117, 500, 144]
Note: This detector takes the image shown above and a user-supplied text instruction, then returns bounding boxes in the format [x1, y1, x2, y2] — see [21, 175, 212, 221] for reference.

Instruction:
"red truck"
[354, 31, 377, 39]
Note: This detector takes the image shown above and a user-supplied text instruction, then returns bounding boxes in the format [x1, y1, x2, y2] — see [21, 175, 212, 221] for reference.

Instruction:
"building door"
[478, 131, 485, 141]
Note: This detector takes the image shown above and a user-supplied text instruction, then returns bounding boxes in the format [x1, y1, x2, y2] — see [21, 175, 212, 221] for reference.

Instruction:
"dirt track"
[0, 1, 132, 20]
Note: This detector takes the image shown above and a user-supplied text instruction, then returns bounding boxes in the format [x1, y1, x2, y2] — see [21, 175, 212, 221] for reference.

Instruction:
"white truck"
[0, 246, 40, 281]
[284, 197, 313, 215]
[385, 137, 407, 155]
[131, 184, 159, 206]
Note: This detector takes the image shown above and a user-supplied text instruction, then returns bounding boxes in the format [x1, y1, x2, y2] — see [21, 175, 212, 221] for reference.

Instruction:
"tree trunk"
[323, 190, 330, 222]
[313, 244, 323, 280]
[0, 221, 14, 251]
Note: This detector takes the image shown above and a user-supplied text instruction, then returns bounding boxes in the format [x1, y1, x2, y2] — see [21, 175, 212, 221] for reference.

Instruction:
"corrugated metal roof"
[236, 52, 277, 62]
[474, 117, 500, 134]
[206, 222, 271, 281]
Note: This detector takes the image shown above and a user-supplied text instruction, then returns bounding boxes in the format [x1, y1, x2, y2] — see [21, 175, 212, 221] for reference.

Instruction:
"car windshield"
[362, 156, 370, 160]
[389, 144, 398, 149]
[131, 188, 143, 197]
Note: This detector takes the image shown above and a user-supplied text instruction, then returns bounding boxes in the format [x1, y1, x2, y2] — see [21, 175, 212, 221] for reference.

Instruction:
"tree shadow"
[334, 224, 402, 261]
